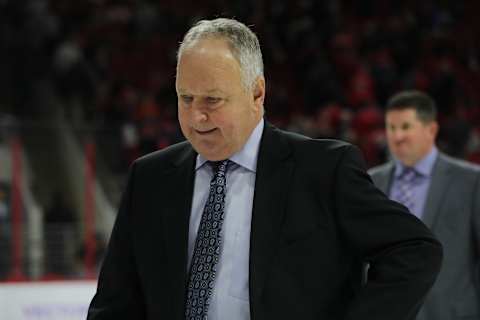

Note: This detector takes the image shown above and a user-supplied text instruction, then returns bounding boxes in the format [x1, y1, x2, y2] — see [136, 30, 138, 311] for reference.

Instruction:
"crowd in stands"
[2, 0, 480, 170]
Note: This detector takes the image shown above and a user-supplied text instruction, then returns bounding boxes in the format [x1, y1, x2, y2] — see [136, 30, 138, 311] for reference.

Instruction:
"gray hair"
[177, 18, 264, 91]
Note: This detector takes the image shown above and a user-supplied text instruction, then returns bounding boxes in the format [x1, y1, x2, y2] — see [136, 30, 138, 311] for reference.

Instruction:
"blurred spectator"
[0, 184, 11, 280]
[37, 0, 480, 168]
[1, 0, 479, 284]
[43, 192, 76, 277]
[467, 127, 480, 164]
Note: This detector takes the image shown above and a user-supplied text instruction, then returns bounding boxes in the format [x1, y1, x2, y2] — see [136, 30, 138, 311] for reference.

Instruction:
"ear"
[429, 121, 439, 138]
[252, 76, 265, 111]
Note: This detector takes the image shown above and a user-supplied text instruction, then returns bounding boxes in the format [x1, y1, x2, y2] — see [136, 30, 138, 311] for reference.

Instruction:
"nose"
[391, 130, 405, 143]
[192, 107, 208, 123]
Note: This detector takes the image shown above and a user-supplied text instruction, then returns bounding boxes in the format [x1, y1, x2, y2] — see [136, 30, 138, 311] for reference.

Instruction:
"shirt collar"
[195, 119, 264, 172]
[394, 146, 438, 177]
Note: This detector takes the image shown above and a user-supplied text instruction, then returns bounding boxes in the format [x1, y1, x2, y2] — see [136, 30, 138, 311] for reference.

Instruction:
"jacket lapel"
[422, 154, 452, 228]
[249, 123, 294, 319]
[161, 146, 196, 319]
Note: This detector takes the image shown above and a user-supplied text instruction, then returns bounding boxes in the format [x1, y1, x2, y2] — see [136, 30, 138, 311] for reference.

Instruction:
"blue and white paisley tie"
[185, 160, 230, 320]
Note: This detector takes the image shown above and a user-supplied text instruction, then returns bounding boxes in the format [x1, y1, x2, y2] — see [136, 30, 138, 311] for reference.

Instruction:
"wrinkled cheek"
[222, 129, 235, 148]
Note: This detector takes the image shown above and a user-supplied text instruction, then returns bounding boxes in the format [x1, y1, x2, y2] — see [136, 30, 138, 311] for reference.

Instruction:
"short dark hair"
[386, 90, 437, 123]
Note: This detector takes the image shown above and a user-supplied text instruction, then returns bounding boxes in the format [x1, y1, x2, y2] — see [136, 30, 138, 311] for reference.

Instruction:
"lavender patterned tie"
[394, 167, 417, 212]
[185, 160, 230, 320]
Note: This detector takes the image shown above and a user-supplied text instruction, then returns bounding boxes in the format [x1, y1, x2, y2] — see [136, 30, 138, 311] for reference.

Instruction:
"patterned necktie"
[185, 160, 230, 320]
[395, 167, 417, 212]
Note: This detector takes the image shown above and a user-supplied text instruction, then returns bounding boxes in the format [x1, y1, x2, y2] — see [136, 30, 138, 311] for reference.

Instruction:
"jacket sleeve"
[87, 162, 146, 320]
[334, 145, 443, 320]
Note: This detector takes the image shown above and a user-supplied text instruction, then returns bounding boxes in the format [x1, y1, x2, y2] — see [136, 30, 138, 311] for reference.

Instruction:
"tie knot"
[401, 167, 417, 182]
[210, 160, 230, 176]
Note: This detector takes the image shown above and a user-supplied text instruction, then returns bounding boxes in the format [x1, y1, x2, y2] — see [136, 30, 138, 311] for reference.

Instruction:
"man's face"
[385, 108, 438, 166]
[176, 38, 265, 161]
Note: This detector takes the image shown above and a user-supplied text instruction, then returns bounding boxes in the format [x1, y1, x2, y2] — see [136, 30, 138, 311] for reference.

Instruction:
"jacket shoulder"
[439, 153, 480, 174]
[133, 140, 193, 172]
[275, 127, 353, 153]
[272, 127, 361, 171]
[368, 162, 393, 177]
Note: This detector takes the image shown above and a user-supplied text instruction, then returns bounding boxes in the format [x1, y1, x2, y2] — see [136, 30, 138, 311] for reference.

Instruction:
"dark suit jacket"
[369, 152, 480, 320]
[88, 123, 442, 320]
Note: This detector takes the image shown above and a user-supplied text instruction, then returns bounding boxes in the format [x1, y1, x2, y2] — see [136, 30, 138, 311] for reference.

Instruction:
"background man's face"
[176, 38, 264, 161]
[385, 108, 438, 166]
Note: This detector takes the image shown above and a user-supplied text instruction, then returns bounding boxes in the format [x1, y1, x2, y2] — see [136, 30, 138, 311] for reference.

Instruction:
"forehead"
[386, 108, 420, 123]
[176, 38, 242, 93]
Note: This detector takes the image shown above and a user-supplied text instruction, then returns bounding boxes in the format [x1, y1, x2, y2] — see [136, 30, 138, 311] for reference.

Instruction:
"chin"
[400, 157, 416, 166]
[396, 155, 408, 163]
[202, 153, 226, 161]
[195, 146, 222, 161]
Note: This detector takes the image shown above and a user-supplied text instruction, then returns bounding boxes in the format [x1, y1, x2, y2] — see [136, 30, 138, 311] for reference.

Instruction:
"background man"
[88, 19, 442, 320]
[369, 90, 480, 320]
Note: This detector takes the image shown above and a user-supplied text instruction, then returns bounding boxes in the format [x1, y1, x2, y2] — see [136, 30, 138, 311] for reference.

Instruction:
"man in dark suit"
[369, 90, 480, 320]
[87, 19, 442, 320]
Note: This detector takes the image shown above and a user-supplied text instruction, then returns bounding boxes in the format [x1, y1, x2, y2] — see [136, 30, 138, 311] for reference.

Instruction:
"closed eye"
[204, 96, 224, 110]
[180, 95, 193, 104]
[206, 97, 222, 104]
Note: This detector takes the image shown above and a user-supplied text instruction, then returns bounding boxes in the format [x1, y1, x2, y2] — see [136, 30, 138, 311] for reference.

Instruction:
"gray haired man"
[88, 19, 442, 320]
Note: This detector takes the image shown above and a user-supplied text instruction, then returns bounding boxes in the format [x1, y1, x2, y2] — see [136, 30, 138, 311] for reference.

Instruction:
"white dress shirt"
[187, 119, 264, 320]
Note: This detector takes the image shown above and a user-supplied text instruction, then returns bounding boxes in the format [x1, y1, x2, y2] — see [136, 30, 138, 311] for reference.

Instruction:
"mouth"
[195, 128, 217, 135]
